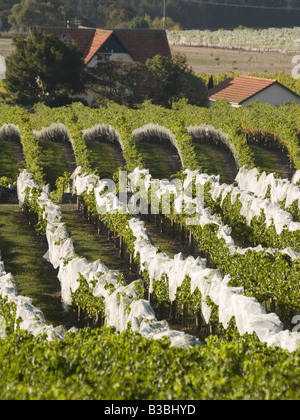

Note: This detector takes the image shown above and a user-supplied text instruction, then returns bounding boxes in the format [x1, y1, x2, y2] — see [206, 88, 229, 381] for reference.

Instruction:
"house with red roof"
[49, 27, 172, 67]
[209, 75, 300, 107]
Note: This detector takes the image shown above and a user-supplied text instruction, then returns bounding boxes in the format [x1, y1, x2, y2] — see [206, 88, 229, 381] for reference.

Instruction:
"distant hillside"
[1, 0, 300, 31]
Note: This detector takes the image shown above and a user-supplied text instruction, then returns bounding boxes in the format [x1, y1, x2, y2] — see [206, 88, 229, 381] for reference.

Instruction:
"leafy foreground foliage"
[0, 327, 299, 400]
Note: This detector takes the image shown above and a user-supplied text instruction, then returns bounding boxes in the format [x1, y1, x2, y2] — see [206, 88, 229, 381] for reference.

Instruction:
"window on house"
[97, 53, 111, 64]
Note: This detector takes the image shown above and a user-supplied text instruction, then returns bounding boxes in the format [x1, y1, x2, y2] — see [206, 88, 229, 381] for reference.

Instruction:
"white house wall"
[87, 53, 134, 68]
[242, 84, 300, 106]
[110, 53, 134, 63]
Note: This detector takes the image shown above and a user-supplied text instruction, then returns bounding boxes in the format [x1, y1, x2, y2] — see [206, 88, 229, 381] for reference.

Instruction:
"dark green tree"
[5, 29, 85, 105]
[87, 60, 146, 107]
[146, 53, 208, 108]
[88, 52, 208, 108]
[8, 0, 65, 30]
[128, 15, 150, 29]
[208, 75, 214, 90]
[0, 0, 17, 30]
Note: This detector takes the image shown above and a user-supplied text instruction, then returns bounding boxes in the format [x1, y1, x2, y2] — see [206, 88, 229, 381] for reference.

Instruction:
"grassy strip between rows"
[0, 141, 21, 180]
[193, 143, 237, 184]
[0, 202, 140, 326]
[0, 204, 68, 326]
[135, 142, 180, 180]
[38, 140, 71, 190]
[86, 141, 125, 180]
[60, 204, 124, 271]
[249, 144, 294, 179]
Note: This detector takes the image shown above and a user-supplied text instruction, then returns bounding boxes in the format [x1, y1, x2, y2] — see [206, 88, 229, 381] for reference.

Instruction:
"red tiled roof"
[50, 28, 114, 64]
[51, 28, 96, 62]
[50, 28, 171, 65]
[114, 29, 172, 63]
[84, 29, 113, 64]
[209, 75, 277, 104]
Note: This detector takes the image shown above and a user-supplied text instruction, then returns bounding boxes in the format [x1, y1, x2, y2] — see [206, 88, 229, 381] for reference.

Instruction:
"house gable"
[209, 75, 300, 106]
[97, 34, 129, 55]
[242, 83, 300, 106]
[86, 32, 134, 66]
[84, 29, 113, 64]
[114, 29, 172, 64]
[49, 27, 171, 66]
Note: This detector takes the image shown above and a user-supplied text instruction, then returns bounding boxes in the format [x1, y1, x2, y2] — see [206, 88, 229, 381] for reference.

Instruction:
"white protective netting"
[0, 252, 66, 341]
[130, 167, 300, 260]
[175, 167, 300, 239]
[17, 169, 200, 348]
[103, 166, 300, 352]
[236, 167, 300, 210]
[17, 170, 50, 204]
[206, 171, 300, 236]
[17, 168, 300, 351]
[128, 216, 300, 352]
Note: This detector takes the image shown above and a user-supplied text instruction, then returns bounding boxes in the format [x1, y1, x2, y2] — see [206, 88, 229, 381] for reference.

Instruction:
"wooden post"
[160, 216, 164, 234]
[182, 303, 187, 327]
[155, 214, 159, 228]
[189, 230, 193, 252]
[119, 234, 124, 258]
[171, 218, 175, 238]
[195, 312, 202, 332]
[107, 226, 111, 240]
[129, 253, 133, 272]
[270, 298, 276, 313]
[77, 306, 81, 323]
[170, 301, 177, 324]
[181, 224, 185, 244]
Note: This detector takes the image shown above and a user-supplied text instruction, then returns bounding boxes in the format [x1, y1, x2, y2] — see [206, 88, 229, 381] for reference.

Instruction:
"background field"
[170, 45, 296, 75]
[0, 37, 14, 57]
[1, 36, 296, 76]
